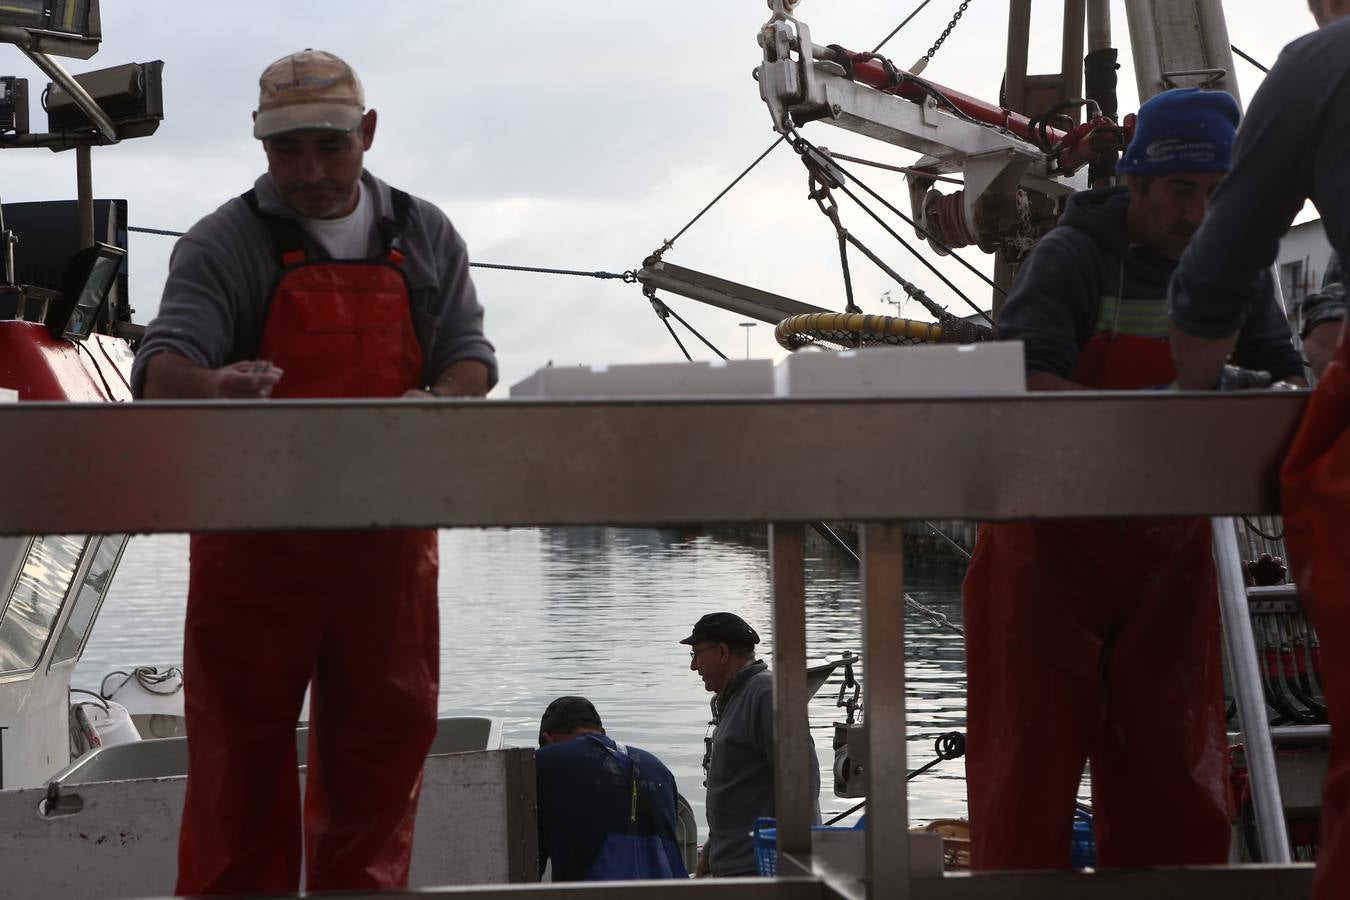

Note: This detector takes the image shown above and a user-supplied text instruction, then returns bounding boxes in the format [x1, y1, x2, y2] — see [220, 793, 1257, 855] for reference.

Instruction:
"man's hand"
[1303, 320, 1344, 380]
[142, 352, 283, 400]
[401, 359, 493, 399]
[215, 360, 283, 399]
[1168, 321, 1238, 390]
[694, 849, 710, 878]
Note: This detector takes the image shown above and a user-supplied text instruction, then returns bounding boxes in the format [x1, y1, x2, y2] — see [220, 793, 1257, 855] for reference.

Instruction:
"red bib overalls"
[176, 194, 440, 895]
[963, 331, 1230, 870]
[1282, 324, 1350, 899]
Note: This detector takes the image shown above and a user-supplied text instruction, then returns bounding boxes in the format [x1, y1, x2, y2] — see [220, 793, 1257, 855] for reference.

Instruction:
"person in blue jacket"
[535, 696, 687, 881]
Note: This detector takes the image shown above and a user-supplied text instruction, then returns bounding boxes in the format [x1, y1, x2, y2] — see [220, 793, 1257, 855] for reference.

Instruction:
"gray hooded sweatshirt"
[998, 185, 1302, 382]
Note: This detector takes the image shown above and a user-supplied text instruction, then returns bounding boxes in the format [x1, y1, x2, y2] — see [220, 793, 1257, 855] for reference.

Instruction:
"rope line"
[128, 225, 185, 237]
[648, 5, 945, 259]
[128, 226, 637, 283]
[1230, 44, 1269, 74]
[469, 261, 637, 281]
[822, 731, 966, 824]
[872, 0, 937, 53]
[808, 522, 965, 635]
[1242, 516, 1284, 543]
[650, 136, 786, 260]
[808, 139, 1006, 302]
[825, 151, 964, 185]
[924, 520, 973, 561]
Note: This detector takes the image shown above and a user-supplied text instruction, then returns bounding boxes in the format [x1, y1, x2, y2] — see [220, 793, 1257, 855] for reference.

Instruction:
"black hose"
[1084, 47, 1120, 184]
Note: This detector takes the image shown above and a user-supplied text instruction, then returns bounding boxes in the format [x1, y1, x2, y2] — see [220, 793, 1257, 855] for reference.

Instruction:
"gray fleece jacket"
[999, 185, 1303, 382]
[704, 659, 820, 877]
[130, 170, 497, 396]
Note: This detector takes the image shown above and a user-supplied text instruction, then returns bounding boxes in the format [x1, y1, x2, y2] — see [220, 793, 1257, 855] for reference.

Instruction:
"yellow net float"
[774, 312, 946, 351]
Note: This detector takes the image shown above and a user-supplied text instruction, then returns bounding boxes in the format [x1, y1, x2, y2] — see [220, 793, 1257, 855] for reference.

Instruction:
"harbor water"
[74, 527, 968, 836]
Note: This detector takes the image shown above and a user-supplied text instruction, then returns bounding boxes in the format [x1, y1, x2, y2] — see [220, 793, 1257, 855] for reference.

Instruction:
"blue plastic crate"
[751, 816, 867, 877]
[1071, 806, 1096, 869]
[752, 818, 779, 876]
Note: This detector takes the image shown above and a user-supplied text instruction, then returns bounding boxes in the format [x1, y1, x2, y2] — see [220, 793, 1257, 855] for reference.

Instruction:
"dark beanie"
[1116, 87, 1240, 176]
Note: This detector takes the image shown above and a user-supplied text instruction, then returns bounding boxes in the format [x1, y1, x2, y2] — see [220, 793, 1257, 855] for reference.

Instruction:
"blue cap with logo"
[1116, 87, 1241, 176]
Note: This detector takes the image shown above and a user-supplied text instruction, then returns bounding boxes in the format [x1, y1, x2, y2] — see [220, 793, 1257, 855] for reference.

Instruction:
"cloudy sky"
[0, 1, 1311, 393]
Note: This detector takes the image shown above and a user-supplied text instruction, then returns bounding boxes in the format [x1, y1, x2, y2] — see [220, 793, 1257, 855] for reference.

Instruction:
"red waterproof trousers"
[963, 333, 1230, 869]
[1282, 327, 1350, 900]
[175, 255, 440, 895]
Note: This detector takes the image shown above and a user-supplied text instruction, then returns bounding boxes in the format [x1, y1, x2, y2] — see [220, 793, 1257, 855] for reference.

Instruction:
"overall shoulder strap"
[243, 189, 308, 266]
[375, 187, 414, 261]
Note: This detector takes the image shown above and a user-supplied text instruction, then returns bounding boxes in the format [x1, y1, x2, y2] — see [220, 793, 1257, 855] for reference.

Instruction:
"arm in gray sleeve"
[129, 231, 252, 397]
[1300, 253, 1345, 340]
[995, 233, 1099, 379]
[1230, 271, 1305, 381]
[424, 212, 498, 389]
[755, 684, 775, 773]
[1170, 54, 1320, 338]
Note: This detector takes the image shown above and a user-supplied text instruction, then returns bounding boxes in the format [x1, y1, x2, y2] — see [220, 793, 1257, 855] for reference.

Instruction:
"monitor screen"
[59, 242, 124, 340]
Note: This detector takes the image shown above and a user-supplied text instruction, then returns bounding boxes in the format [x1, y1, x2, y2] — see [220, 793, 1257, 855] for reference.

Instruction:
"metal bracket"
[1162, 67, 1227, 90]
[38, 781, 84, 819]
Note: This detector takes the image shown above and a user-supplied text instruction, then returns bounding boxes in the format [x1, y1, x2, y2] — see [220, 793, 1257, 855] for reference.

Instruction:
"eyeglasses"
[689, 645, 721, 660]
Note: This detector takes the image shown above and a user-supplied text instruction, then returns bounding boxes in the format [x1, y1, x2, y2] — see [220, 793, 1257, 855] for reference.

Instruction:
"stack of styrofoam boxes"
[509, 359, 775, 398]
[773, 342, 1026, 397]
[507, 342, 1026, 399]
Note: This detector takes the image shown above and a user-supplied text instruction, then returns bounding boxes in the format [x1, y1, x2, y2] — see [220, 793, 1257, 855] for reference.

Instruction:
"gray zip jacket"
[130, 170, 496, 396]
[704, 659, 820, 877]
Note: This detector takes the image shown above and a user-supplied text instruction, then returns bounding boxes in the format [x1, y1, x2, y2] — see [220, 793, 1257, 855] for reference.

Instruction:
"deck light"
[45, 60, 162, 138]
[0, 76, 28, 134]
[0, 0, 100, 59]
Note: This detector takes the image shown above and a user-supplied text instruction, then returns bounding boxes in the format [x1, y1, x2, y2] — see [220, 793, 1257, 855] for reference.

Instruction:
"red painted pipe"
[832, 47, 1072, 148]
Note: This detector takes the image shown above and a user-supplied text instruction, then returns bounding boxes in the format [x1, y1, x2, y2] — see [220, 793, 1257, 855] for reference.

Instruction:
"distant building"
[1277, 219, 1335, 317]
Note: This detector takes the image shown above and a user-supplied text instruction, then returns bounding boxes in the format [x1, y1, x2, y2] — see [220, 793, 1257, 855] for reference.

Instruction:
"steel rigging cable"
[647, 0, 953, 261]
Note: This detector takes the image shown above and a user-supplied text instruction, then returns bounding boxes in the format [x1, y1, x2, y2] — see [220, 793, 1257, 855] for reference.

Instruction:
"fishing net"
[775, 310, 995, 351]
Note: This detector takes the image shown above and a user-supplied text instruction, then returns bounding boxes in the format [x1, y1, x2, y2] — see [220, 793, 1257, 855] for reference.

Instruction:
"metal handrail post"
[862, 522, 908, 897]
[771, 523, 814, 867]
[1212, 515, 1292, 863]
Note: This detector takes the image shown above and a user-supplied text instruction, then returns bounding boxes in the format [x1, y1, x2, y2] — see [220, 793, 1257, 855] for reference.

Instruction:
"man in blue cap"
[682, 612, 820, 877]
[963, 87, 1303, 871]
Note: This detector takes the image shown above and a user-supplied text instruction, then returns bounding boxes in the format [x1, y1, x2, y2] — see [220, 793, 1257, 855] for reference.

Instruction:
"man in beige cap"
[133, 49, 495, 895]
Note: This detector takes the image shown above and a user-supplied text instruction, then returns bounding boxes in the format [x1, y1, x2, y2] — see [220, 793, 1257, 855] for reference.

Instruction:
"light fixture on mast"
[0, 0, 101, 59]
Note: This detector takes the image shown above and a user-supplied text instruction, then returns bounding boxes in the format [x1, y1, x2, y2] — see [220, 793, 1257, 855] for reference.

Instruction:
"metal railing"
[0, 392, 1316, 900]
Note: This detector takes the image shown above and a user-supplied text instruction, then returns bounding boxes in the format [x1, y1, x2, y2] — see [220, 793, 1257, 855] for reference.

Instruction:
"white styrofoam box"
[509, 358, 775, 399]
[773, 341, 1026, 397]
[0, 388, 15, 403]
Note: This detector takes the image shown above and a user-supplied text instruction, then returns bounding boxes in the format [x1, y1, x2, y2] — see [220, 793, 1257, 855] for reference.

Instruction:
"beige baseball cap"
[253, 49, 364, 140]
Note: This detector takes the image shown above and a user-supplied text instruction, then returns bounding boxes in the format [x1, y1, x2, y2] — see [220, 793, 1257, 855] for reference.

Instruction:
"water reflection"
[77, 526, 969, 836]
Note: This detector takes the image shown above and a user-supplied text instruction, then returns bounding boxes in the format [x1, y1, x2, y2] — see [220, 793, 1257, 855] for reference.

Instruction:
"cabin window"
[51, 534, 127, 666]
[1281, 260, 1307, 303]
[0, 535, 85, 674]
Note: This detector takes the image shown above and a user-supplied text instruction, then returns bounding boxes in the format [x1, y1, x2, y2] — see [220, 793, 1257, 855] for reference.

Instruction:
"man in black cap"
[682, 613, 820, 877]
[535, 696, 687, 881]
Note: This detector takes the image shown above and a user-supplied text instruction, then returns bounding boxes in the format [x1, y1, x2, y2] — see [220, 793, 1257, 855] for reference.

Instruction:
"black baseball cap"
[679, 612, 761, 649]
[538, 695, 603, 746]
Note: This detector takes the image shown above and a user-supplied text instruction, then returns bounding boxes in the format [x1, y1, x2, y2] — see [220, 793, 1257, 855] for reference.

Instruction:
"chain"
[906, 593, 964, 636]
[924, 0, 972, 63]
